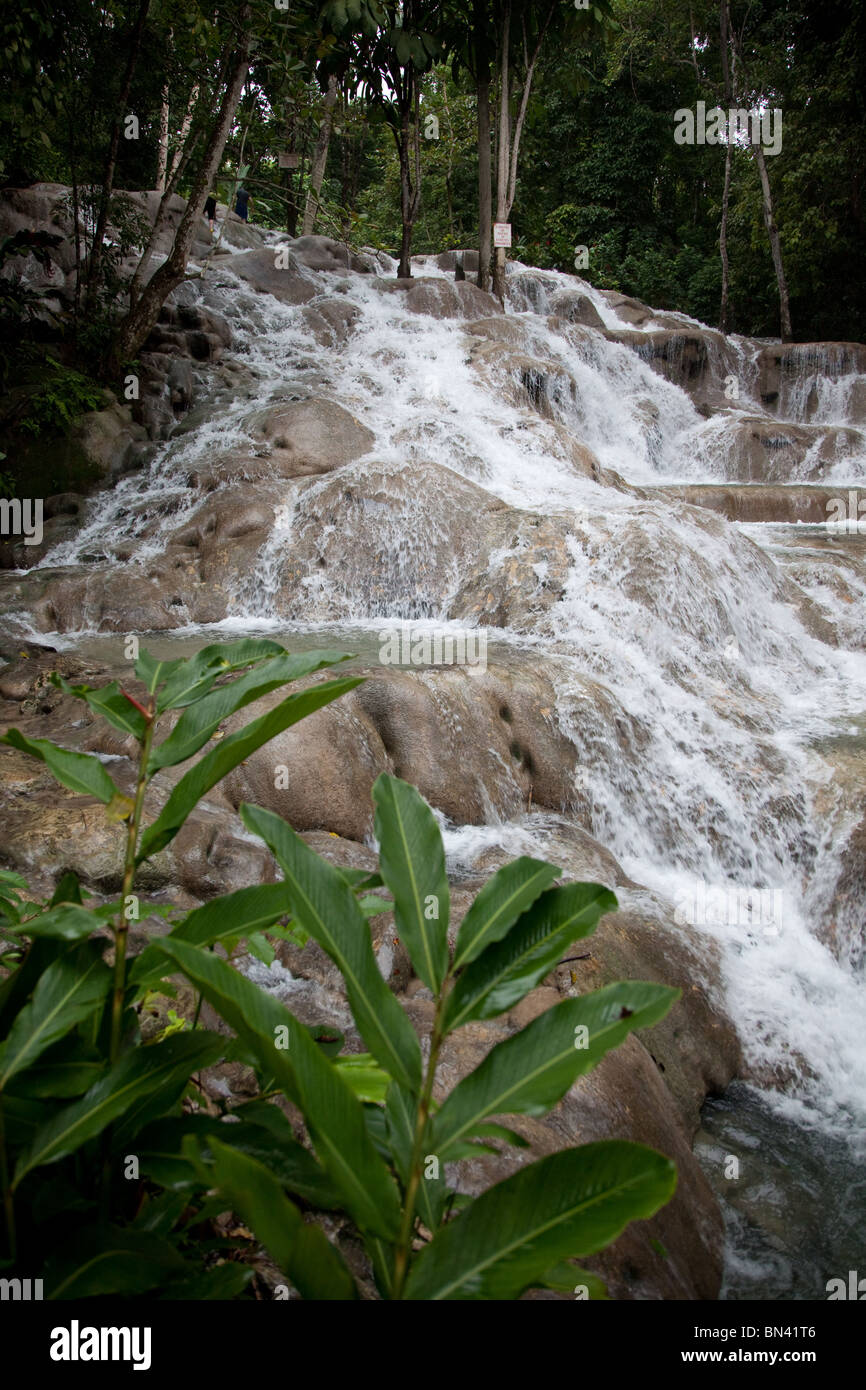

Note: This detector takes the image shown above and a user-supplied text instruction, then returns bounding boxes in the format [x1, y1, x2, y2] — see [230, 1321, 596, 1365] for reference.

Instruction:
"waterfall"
[19, 243, 866, 1192]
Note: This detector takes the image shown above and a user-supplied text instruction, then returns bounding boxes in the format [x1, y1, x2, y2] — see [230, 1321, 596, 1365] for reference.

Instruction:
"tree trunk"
[128, 81, 209, 309]
[303, 74, 338, 235]
[719, 141, 731, 333]
[751, 140, 792, 341]
[87, 0, 151, 306]
[491, 2, 511, 302]
[718, 0, 732, 333]
[477, 72, 492, 292]
[155, 84, 170, 192]
[109, 27, 251, 372]
[168, 82, 200, 182]
[396, 75, 421, 278]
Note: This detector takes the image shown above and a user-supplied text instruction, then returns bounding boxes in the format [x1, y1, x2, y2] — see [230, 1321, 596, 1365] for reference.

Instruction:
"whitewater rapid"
[32, 243, 866, 1156]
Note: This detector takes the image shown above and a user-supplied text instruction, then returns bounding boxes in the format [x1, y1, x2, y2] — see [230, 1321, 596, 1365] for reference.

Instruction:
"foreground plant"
[0, 638, 679, 1299]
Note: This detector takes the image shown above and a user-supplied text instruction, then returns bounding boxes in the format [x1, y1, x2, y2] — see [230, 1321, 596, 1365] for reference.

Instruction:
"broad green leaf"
[0, 870, 28, 892]
[0, 729, 118, 804]
[135, 649, 183, 699]
[442, 883, 617, 1034]
[8, 1046, 105, 1098]
[334, 1053, 391, 1104]
[11, 903, 100, 941]
[129, 882, 295, 989]
[186, 1136, 358, 1300]
[540, 1261, 608, 1298]
[154, 637, 289, 711]
[0, 941, 110, 1090]
[149, 649, 352, 772]
[215, 1104, 343, 1207]
[161, 1263, 253, 1299]
[49, 870, 84, 907]
[0, 1093, 55, 1147]
[154, 938, 402, 1239]
[372, 774, 449, 993]
[432, 983, 679, 1158]
[13, 1030, 226, 1186]
[137, 677, 362, 861]
[241, 804, 422, 1093]
[403, 1141, 677, 1300]
[45, 1227, 187, 1299]
[50, 674, 147, 741]
[453, 856, 561, 969]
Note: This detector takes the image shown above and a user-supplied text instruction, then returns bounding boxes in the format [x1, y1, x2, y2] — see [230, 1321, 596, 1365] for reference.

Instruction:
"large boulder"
[287, 235, 375, 274]
[648, 482, 843, 524]
[246, 397, 374, 477]
[756, 342, 866, 420]
[230, 247, 318, 304]
[259, 458, 505, 621]
[693, 414, 864, 483]
[374, 276, 501, 320]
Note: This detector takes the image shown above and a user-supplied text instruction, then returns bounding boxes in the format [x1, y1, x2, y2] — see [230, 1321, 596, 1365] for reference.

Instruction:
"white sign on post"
[493, 222, 512, 248]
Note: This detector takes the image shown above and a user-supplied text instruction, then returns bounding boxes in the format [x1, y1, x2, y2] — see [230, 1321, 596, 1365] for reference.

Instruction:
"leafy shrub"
[16, 356, 105, 436]
[0, 638, 678, 1299]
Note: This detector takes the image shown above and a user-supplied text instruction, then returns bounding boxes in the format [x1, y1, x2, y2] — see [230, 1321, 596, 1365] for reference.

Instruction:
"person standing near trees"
[204, 192, 217, 237]
[235, 186, 250, 223]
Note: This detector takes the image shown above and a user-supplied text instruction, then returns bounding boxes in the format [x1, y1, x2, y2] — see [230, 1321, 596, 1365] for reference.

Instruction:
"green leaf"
[540, 1261, 608, 1298]
[432, 983, 679, 1158]
[50, 675, 147, 741]
[137, 677, 362, 861]
[372, 774, 449, 993]
[0, 728, 118, 804]
[8, 1044, 105, 1098]
[0, 941, 110, 1090]
[49, 871, 84, 907]
[45, 1227, 187, 1299]
[130, 882, 295, 989]
[153, 638, 289, 712]
[403, 1141, 677, 1299]
[11, 903, 99, 941]
[135, 649, 182, 699]
[333, 1053, 391, 1104]
[215, 1104, 343, 1207]
[161, 1263, 253, 1299]
[186, 1136, 358, 1300]
[148, 649, 352, 772]
[13, 1031, 226, 1186]
[154, 938, 402, 1239]
[240, 804, 422, 1094]
[442, 883, 617, 1034]
[452, 856, 561, 969]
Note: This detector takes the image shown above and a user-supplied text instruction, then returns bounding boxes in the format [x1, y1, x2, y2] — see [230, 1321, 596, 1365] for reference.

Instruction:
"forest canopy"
[1, 0, 864, 346]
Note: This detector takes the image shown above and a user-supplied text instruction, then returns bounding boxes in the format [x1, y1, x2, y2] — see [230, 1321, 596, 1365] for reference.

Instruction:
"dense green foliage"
[1, 0, 862, 440]
[0, 638, 678, 1299]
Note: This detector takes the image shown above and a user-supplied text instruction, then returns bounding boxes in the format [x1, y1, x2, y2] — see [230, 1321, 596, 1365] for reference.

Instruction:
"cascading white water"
[30, 244, 866, 1164]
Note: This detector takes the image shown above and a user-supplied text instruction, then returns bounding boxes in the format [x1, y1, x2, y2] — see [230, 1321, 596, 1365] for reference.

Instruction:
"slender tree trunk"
[751, 140, 792, 341]
[168, 81, 200, 182]
[477, 71, 492, 292]
[109, 26, 251, 372]
[492, 3, 511, 302]
[87, 0, 151, 305]
[303, 74, 338, 235]
[396, 74, 421, 278]
[719, 142, 731, 333]
[718, 0, 732, 332]
[128, 80, 210, 308]
[156, 85, 170, 192]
